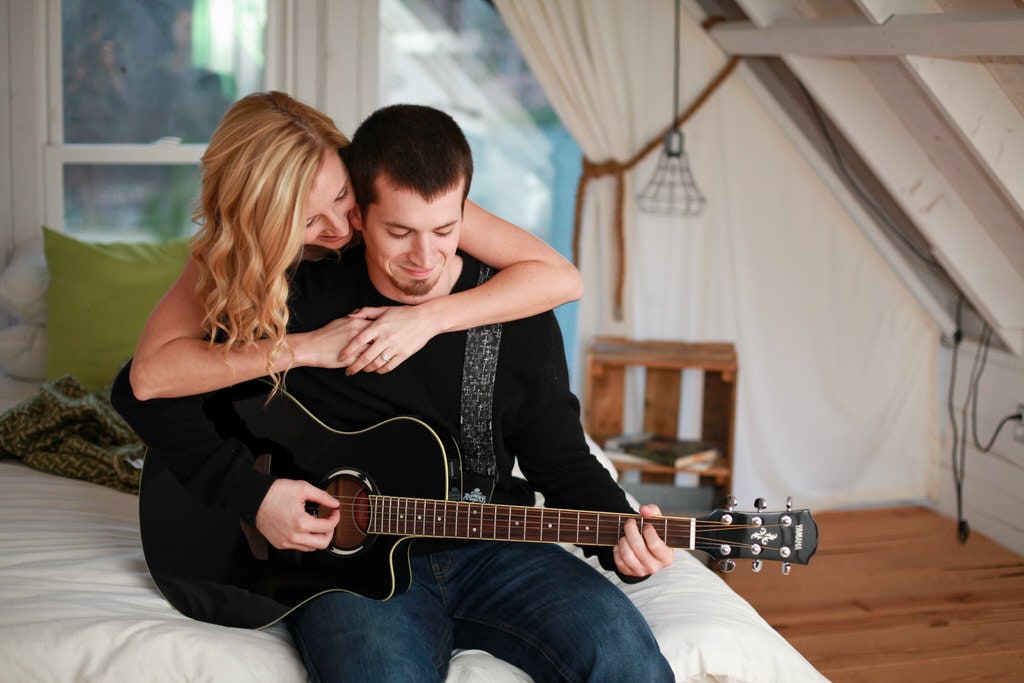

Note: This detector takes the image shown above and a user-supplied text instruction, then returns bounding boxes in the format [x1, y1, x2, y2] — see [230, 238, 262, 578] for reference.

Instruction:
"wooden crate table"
[583, 337, 738, 508]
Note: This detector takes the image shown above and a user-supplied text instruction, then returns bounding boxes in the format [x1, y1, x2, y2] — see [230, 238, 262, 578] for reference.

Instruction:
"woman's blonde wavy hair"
[191, 91, 350, 388]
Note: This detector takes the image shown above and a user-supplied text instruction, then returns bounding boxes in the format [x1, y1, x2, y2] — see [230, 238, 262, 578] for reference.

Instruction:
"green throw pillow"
[43, 227, 192, 391]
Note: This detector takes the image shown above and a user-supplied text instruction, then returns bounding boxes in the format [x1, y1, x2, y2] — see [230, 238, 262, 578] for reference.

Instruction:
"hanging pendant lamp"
[637, 0, 706, 216]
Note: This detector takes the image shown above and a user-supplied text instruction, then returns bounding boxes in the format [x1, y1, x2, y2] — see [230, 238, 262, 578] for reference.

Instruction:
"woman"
[129, 91, 581, 400]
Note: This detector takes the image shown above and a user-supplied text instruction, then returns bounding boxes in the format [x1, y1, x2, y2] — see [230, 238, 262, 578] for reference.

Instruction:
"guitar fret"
[458, 501, 468, 538]
[490, 504, 506, 539]
[371, 496, 691, 550]
[578, 511, 596, 545]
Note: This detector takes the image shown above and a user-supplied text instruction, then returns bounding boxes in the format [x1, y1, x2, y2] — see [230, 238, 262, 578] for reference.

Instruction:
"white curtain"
[495, 0, 695, 340]
[496, 0, 940, 512]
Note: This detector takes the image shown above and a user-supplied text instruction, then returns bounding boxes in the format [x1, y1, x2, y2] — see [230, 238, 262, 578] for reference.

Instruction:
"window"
[379, 0, 582, 362]
[54, 0, 269, 241]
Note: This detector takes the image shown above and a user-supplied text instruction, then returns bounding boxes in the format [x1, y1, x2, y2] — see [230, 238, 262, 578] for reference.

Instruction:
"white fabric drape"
[496, 0, 940, 511]
[495, 0, 689, 340]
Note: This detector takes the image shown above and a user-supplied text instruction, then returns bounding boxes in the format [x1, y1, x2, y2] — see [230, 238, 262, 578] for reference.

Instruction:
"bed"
[0, 235, 828, 682]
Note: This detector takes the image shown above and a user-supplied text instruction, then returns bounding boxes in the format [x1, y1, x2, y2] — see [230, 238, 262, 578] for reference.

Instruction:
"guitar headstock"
[697, 497, 818, 574]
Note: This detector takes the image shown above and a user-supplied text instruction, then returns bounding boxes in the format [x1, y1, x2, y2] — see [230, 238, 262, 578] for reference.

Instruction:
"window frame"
[37, 0, 379, 234]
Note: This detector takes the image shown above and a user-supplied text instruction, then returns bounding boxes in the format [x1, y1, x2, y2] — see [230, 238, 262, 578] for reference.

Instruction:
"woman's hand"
[289, 316, 375, 369]
[339, 306, 443, 375]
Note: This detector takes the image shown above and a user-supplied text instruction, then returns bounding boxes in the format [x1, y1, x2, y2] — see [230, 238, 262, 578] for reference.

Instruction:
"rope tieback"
[572, 55, 739, 320]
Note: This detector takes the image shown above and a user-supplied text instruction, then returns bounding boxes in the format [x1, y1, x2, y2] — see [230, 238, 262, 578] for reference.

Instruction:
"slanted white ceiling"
[688, 0, 1024, 354]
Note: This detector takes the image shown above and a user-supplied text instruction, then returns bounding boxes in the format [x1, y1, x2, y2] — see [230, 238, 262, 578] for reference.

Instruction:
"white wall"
[935, 339, 1024, 554]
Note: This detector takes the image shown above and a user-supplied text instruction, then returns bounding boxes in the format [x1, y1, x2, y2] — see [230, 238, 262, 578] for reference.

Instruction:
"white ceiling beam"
[735, 61, 956, 341]
[904, 56, 1024, 220]
[855, 0, 1024, 250]
[770, 57, 1024, 353]
[709, 10, 1024, 57]
[730, 0, 1024, 354]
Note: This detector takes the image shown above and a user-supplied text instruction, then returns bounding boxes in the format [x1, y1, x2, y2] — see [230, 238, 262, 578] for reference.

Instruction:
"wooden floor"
[725, 506, 1024, 682]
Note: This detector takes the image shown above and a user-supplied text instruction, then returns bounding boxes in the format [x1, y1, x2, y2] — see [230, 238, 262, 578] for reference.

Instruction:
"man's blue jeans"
[287, 541, 674, 682]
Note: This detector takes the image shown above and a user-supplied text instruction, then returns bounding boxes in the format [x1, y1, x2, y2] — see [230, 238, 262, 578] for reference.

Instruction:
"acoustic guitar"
[139, 383, 818, 629]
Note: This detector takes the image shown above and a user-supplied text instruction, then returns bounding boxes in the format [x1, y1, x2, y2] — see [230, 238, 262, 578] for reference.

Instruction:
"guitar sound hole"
[326, 471, 373, 555]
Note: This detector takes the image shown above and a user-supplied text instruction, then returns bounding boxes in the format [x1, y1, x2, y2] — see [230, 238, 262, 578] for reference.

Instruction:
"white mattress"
[0, 375, 826, 682]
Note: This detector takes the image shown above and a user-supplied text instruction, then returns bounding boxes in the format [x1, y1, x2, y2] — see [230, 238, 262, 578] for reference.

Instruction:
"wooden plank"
[583, 361, 625, 446]
[642, 367, 681, 438]
[707, 10, 1024, 57]
[828, 651, 1024, 682]
[589, 337, 737, 372]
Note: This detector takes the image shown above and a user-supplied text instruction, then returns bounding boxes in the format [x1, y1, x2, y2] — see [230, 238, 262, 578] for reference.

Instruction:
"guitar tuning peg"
[754, 497, 766, 511]
[718, 559, 736, 573]
[782, 562, 791, 576]
[751, 559, 763, 573]
[786, 496, 793, 512]
[724, 495, 737, 512]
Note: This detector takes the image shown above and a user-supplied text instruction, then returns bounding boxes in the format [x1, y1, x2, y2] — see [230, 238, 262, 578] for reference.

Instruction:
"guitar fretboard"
[368, 496, 696, 549]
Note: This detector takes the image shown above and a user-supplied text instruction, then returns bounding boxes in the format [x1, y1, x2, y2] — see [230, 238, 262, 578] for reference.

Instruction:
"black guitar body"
[138, 383, 461, 629]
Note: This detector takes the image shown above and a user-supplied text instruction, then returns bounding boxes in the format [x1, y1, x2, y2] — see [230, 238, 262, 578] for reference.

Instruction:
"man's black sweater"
[112, 248, 636, 574]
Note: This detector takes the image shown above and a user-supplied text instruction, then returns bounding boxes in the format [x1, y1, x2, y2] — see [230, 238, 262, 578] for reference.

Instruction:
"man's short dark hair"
[344, 104, 473, 214]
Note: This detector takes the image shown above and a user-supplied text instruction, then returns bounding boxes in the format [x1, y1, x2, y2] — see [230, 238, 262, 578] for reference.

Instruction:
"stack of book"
[603, 432, 720, 486]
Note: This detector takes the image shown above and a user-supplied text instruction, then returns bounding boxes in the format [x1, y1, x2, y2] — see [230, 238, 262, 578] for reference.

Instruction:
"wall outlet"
[1016, 403, 1024, 444]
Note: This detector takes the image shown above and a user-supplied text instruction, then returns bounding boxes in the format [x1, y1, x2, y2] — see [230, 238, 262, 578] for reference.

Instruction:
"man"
[115, 104, 674, 681]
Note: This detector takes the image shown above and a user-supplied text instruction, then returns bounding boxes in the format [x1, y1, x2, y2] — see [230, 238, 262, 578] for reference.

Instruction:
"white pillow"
[0, 239, 48, 324]
[0, 323, 47, 381]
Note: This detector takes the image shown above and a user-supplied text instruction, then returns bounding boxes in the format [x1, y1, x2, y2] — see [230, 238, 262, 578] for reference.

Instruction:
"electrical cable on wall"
[948, 297, 968, 542]
[947, 298, 1024, 544]
[798, 80, 948, 282]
